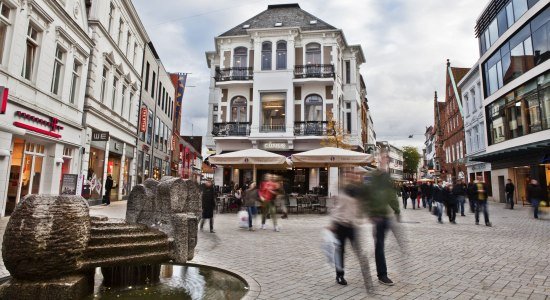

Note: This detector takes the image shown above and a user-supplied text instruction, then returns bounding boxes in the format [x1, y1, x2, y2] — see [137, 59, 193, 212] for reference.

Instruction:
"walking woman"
[259, 174, 280, 231]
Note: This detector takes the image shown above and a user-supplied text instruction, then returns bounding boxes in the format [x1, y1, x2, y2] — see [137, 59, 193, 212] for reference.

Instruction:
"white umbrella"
[291, 147, 372, 167]
[208, 148, 291, 181]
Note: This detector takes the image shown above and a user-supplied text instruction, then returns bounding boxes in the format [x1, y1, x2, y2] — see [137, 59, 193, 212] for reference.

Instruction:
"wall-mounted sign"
[92, 131, 109, 141]
[13, 111, 63, 138]
[0, 86, 8, 114]
[261, 141, 288, 150]
[139, 107, 148, 133]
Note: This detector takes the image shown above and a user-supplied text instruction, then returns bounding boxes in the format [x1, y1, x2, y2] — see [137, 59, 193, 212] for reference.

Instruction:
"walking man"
[453, 179, 467, 216]
[505, 179, 515, 209]
[527, 179, 544, 219]
[421, 182, 429, 208]
[426, 181, 434, 211]
[467, 180, 477, 213]
[433, 180, 445, 223]
[474, 177, 491, 227]
[401, 184, 409, 209]
[200, 180, 216, 233]
[102, 174, 113, 206]
[410, 183, 418, 210]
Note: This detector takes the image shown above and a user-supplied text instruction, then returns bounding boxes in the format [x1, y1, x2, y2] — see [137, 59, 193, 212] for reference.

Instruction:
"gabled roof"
[219, 4, 337, 37]
[450, 67, 470, 84]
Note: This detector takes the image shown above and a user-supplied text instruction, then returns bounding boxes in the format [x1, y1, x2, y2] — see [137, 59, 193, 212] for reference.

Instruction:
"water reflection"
[90, 264, 247, 300]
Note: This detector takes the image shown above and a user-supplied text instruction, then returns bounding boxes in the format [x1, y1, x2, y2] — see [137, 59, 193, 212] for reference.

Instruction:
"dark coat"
[445, 187, 457, 205]
[527, 184, 544, 201]
[420, 183, 429, 196]
[467, 182, 477, 200]
[201, 184, 216, 218]
[426, 184, 434, 198]
[105, 176, 113, 191]
[410, 185, 418, 198]
[452, 183, 467, 196]
[505, 183, 515, 194]
[433, 185, 445, 203]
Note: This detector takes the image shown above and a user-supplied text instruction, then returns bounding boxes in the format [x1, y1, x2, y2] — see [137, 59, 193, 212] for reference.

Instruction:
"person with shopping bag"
[259, 174, 280, 231]
[243, 182, 259, 231]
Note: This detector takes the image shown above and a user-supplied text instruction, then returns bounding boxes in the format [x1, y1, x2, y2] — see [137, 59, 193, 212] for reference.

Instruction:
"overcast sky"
[133, 0, 488, 151]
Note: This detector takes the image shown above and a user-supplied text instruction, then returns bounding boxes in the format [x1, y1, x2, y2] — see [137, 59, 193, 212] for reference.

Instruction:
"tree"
[402, 146, 421, 179]
[320, 111, 351, 149]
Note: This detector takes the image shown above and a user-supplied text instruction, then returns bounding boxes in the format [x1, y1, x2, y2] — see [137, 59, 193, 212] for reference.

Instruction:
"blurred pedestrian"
[401, 184, 409, 209]
[275, 176, 289, 219]
[433, 179, 445, 223]
[102, 174, 113, 206]
[446, 183, 457, 224]
[200, 180, 216, 233]
[474, 177, 491, 227]
[410, 183, 418, 210]
[527, 179, 544, 219]
[426, 181, 434, 211]
[421, 182, 429, 208]
[467, 180, 477, 213]
[259, 174, 280, 231]
[505, 179, 515, 210]
[243, 182, 259, 231]
[453, 179, 467, 216]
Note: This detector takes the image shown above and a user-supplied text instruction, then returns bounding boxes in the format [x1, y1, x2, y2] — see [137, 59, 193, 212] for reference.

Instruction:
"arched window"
[305, 94, 323, 121]
[261, 42, 272, 70]
[305, 43, 321, 65]
[276, 41, 287, 70]
[233, 47, 247, 68]
[230, 96, 247, 122]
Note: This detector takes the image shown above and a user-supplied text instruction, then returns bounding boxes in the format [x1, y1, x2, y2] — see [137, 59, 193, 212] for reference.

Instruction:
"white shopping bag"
[321, 228, 341, 270]
[238, 210, 249, 228]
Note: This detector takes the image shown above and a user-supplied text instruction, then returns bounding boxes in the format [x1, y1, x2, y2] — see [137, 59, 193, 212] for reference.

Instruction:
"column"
[309, 168, 319, 189]
[101, 139, 110, 198]
[118, 143, 126, 200]
[42, 143, 64, 195]
[328, 167, 339, 197]
[0, 131, 14, 217]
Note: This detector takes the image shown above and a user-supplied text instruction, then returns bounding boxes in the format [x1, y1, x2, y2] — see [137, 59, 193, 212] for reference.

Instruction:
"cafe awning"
[291, 147, 373, 167]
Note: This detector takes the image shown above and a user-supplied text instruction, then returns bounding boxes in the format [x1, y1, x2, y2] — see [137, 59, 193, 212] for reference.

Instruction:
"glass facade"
[483, 5, 550, 97]
[487, 71, 550, 145]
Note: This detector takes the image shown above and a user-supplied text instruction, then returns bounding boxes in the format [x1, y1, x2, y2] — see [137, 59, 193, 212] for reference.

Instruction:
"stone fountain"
[0, 176, 201, 300]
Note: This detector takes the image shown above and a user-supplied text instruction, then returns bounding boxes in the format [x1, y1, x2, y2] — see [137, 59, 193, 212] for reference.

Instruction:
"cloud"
[133, 0, 488, 149]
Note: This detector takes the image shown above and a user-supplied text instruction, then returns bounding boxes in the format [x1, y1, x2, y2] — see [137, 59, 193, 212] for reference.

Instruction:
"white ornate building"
[205, 4, 367, 196]
[0, 0, 93, 216]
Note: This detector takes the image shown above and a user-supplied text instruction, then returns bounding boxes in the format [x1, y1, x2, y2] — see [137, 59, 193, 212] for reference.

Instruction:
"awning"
[291, 147, 373, 167]
[470, 140, 550, 163]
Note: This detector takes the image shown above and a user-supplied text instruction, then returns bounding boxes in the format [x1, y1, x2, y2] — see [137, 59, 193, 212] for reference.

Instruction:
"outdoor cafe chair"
[288, 197, 298, 213]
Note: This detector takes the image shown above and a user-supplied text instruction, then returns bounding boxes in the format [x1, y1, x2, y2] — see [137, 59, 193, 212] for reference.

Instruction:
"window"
[51, 46, 65, 95]
[261, 42, 272, 70]
[230, 96, 247, 122]
[126, 31, 131, 56]
[305, 43, 321, 64]
[167, 129, 172, 151]
[159, 122, 164, 151]
[532, 6, 550, 65]
[108, 3, 114, 34]
[513, 0, 528, 22]
[101, 67, 108, 103]
[133, 43, 138, 66]
[345, 60, 350, 84]
[155, 117, 160, 148]
[22, 24, 39, 81]
[117, 19, 123, 46]
[147, 109, 153, 145]
[276, 41, 286, 70]
[121, 84, 127, 116]
[305, 94, 323, 121]
[233, 47, 247, 67]
[260, 92, 285, 132]
[158, 83, 162, 106]
[69, 60, 81, 104]
[151, 71, 156, 98]
[128, 91, 134, 120]
[0, 2, 12, 65]
[111, 77, 118, 110]
[489, 19, 499, 46]
[346, 112, 351, 134]
[144, 62, 150, 91]
[497, 8, 509, 36]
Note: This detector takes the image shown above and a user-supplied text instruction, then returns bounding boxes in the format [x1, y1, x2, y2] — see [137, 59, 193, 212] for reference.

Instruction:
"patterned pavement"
[0, 200, 549, 299]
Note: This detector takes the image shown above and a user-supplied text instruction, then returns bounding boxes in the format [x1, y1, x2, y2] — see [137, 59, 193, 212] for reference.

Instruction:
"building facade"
[168, 73, 186, 177]
[136, 42, 175, 184]
[435, 61, 469, 183]
[458, 63, 492, 187]
[205, 4, 367, 196]
[377, 141, 403, 181]
[423, 125, 437, 179]
[82, 0, 146, 204]
[472, 0, 549, 204]
[0, 0, 93, 216]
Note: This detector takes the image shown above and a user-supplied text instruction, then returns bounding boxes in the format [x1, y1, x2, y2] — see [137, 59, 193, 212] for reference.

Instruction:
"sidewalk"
[2, 201, 550, 299]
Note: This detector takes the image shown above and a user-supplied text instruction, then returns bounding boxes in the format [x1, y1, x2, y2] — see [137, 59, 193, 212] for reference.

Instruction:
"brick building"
[434, 60, 469, 183]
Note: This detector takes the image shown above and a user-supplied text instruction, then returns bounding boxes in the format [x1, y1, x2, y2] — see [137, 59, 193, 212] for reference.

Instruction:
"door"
[498, 176, 506, 203]
[12, 141, 45, 212]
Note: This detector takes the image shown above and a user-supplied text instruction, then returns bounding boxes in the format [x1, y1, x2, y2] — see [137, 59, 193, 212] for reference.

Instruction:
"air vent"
[242, 24, 250, 29]
[274, 22, 282, 27]
[310, 20, 317, 25]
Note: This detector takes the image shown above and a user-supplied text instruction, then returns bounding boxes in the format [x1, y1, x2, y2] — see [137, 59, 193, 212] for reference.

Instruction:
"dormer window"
[274, 22, 282, 27]
[242, 24, 250, 29]
[309, 20, 317, 25]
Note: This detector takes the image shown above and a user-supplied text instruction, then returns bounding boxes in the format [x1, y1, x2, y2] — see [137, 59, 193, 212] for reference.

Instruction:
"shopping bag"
[321, 228, 341, 270]
[238, 210, 249, 228]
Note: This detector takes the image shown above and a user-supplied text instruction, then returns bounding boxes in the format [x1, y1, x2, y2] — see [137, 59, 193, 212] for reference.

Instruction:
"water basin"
[88, 264, 248, 300]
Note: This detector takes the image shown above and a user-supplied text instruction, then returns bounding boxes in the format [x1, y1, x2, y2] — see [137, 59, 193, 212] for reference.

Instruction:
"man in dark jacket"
[527, 179, 544, 219]
[421, 182, 429, 208]
[453, 179, 467, 216]
[426, 182, 434, 211]
[103, 174, 113, 206]
[474, 177, 491, 227]
[200, 180, 216, 233]
[433, 180, 445, 223]
[401, 184, 409, 209]
[409, 183, 418, 210]
[505, 179, 515, 209]
[467, 181, 477, 213]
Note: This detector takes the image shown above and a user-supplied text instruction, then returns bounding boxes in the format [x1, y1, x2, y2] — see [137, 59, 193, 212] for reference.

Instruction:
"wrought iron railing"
[294, 64, 335, 79]
[214, 67, 253, 81]
[260, 124, 286, 133]
[294, 121, 330, 136]
[212, 122, 251, 136]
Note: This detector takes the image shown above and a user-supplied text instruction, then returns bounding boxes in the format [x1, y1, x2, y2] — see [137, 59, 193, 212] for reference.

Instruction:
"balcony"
[294, 121, 330, 136]
[214, 67, 253, 81]
[212, 122, 250, 136]
[260, 124, 286, 133]
[294, 64, 335, 79]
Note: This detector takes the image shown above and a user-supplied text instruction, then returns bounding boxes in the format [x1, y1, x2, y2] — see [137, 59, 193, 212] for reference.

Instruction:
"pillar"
[328, 167, 339, 197]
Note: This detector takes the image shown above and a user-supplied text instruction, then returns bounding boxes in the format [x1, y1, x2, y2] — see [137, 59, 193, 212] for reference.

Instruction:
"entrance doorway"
[7, 138, 45, 215]
[498, 176, 506, 203]
[107, 153, 121, 201]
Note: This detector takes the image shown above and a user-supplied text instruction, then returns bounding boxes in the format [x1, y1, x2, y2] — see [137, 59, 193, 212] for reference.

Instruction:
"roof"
[470, 140, 550, 162]
[450, 67, 470, 84]
[219, 3, 337, 37]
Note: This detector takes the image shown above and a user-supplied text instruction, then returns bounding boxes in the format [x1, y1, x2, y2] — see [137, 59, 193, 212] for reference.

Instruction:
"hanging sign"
[139, 107, 148, 132]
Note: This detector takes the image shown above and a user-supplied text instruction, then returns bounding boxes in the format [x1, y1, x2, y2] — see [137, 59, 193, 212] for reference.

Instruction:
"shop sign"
[0, 86, 8, 114]
[60, 174, 79, 195]
[13, 110, 63, 138]
[92, 131, 109, 141]
[139, 107, 148, 133]
[261, 141, 288, 150]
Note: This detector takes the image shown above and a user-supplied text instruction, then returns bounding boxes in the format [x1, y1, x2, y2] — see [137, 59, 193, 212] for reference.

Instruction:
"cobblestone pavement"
[1, 200, 549, 299]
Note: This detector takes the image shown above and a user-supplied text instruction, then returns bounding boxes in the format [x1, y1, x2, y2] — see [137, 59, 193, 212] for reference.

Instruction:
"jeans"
[261, 201, 277, 227]
[402, 194, 408, 208]
[506, 193, 514, 209]
[436, 201, 444, 222]
[374, 217, 390, 279]
[531, 198, 540, 218]
[475, 200, 490, 224]
[246, 206, 257, 228]
[334, 223, 356, 276]
[456, 196, 465, 215]
[427, 197, 433, 211]
[422, 196, 427, 208]
[410, 196, 417, 209]
[468, 197, 476, 213]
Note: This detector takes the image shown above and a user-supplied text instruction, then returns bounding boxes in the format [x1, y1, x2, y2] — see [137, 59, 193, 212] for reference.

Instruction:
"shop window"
[260, 92, 285, 132]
